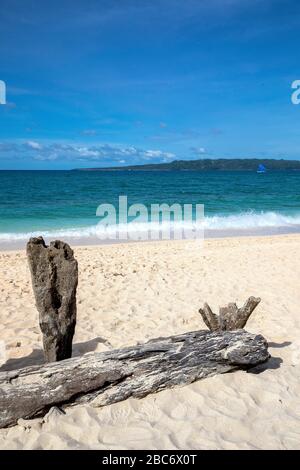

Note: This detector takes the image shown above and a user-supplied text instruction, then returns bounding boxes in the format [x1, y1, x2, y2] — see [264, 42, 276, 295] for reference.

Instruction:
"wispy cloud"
[7, 86, 40, 97]
[26, 140, 43, 150]
[81, 129, 98, 136]
[190, 146, 207, 156]
[0, 141, 176, 165]
[149, 128, 202, 143]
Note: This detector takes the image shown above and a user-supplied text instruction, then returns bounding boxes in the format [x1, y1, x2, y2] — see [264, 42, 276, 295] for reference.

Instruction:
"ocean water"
[0, 170, 300, 246]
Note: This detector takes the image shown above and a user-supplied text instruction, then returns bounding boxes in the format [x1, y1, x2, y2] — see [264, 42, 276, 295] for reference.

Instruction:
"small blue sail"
[257, 163, 266, 173]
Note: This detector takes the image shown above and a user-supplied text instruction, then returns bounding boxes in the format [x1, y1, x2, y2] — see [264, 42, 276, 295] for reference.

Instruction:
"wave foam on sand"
[0, 210, 300, 245]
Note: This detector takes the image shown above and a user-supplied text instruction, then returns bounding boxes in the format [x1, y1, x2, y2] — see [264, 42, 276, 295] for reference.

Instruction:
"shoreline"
[0, 224, 300, 251]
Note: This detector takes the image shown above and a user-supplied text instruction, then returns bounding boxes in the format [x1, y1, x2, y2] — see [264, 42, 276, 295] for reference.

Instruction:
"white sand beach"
[0, 234, 299, 449]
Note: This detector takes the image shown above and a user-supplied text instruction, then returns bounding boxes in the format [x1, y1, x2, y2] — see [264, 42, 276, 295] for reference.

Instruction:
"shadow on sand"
[247, 356, 283, 374]
[0, 336, 112, 372]
[268, 341, 292, 348]
[247, 340, 293, 374]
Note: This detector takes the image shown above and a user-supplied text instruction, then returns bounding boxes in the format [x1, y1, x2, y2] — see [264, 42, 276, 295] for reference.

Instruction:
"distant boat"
[257, 164, 266, 174]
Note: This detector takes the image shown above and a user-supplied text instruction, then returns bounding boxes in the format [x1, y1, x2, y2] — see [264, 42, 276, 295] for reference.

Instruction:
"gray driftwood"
[199, 297, 261, 331]
[0, 329, 269, 428]
[26, 237, 78, 362]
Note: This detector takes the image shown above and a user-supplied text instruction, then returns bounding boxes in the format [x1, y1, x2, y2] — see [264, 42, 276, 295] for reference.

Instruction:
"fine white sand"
[0, 234, 299, 449]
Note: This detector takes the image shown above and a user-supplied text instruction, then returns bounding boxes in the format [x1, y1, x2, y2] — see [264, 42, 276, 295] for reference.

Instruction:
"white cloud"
[26, 140, 43, 150]
[76, 147, 101, 157]
[0, 141, 177, 165]
[144, 150, 175, 159]
[190, 146, 207, 156]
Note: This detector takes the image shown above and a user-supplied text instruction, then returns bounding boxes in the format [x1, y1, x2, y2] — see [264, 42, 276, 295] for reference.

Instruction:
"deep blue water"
[0, 170, 300, 243]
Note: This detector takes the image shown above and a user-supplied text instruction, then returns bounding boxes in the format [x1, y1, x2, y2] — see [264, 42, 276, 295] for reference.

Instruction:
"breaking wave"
[1, 211, 300, 243]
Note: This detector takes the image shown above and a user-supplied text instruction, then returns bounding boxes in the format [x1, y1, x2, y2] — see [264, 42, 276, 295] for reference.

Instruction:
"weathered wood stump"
[199, 296, 261, 331]
[0, 329, 269, 428]
[26, 237, 78, 362]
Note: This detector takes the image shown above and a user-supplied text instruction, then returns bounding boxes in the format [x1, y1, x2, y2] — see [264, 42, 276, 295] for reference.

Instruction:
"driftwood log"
[0, 329, 269, 428]
[199, 297, 261, 331]
[26, 237, 78, 362]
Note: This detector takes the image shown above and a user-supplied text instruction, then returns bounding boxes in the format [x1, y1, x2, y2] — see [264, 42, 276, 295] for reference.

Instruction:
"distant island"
[74, 158, 300, 171]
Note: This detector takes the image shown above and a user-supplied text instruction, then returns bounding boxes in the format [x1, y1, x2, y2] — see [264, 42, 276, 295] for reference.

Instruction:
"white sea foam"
[0, 211, 300, 243]
[203, 211, 300, 229]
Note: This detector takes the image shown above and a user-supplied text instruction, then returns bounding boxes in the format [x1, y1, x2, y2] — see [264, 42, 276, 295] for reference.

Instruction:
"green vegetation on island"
[75, 158, 300, 171]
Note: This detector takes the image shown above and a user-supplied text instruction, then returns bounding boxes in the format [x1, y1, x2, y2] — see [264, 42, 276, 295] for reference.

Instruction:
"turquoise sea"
[1, 170, 300, 246]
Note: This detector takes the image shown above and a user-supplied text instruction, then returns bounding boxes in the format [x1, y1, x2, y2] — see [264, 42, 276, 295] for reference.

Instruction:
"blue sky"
[0, 0, 299, 169]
